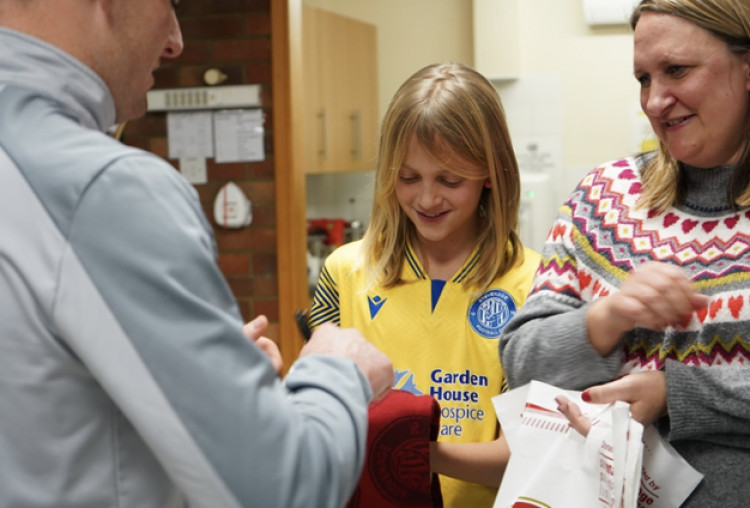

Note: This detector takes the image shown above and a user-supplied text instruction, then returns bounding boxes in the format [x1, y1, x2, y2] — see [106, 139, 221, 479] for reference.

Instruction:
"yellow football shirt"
[310, 240, 540, 507]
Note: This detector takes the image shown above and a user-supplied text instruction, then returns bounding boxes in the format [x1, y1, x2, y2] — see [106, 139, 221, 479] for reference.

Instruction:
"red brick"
[181, 17, 246, 40]
[248, 203, 275, 229]
[252, 299, 279, 321]
[252, 252, 277, 275]
[175, 41, 212, 65]
[248, 159, 274, 179]
[235, 299, 252, 322]
[218, 253, 251, 275]
[209, 0, 269, 15]
[209, 161, 247, 180]
[153, 66, 181, 88]
[121, 136, 148, 151]
[250, 275, 278, 297]
[245, 180, 274, 202]
[213, 39, 271, 61]
[244, 62, 272, 84]
[215, 228, 276, 251]
[246, 13, 271, 35]
[125, 114, 167, 137]
[148, 137, 169, 159]
[226, 277, 254, 298]
[175, 66, 209, 87]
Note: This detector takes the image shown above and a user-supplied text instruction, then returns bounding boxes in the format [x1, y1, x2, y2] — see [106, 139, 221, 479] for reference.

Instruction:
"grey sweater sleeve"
[666, 360, 750, 448]
[499, 293, 622, 390]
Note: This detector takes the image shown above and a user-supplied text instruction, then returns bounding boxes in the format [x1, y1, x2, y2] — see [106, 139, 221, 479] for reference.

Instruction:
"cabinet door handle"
[317, 108, 327, 159]
[350, 110, 362, 159]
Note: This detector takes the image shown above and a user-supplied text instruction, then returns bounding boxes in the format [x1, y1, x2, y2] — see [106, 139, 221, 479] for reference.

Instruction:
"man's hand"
[243, 315, 283, 374]
[300, 323, 394, 400]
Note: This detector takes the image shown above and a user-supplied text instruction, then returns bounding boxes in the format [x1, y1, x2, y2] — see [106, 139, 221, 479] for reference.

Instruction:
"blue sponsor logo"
[468, 289, 516, 338]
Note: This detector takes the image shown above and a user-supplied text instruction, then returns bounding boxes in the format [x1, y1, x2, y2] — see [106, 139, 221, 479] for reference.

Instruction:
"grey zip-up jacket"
[0, 27, 370, 508]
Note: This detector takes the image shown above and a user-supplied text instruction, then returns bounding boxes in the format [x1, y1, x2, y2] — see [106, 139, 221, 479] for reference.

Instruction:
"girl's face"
[634, 12, 750, 168]
[395, 137, 487, 249]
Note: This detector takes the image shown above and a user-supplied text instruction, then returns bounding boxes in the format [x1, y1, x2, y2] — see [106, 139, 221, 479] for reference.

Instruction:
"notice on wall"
[213, 109, 265, 163]
[179, 157, 208, 185]
[167, 111, 214, 159]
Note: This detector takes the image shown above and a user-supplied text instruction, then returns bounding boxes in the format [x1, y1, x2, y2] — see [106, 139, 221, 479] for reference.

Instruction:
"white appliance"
[582, 0, 640, 26]
[518, 172, 556, 253]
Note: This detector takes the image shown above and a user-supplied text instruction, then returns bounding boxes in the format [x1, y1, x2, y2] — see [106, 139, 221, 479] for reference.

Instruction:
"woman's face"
[634, 12, 750, 168]
[395, 137, 487, 250]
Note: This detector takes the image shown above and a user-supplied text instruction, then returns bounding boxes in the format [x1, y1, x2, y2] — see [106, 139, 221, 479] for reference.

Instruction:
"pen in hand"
[295, 309, 312, 342]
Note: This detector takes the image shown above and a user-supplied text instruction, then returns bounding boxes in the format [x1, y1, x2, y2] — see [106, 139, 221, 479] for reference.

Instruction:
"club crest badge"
[468, 289, 516, 338]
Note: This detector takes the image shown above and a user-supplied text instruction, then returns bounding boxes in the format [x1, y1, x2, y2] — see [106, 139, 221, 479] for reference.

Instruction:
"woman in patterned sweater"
[500, 0, 750, 505]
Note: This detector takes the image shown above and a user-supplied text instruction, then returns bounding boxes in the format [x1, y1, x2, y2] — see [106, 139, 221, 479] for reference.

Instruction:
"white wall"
[509, 0, 640, 197]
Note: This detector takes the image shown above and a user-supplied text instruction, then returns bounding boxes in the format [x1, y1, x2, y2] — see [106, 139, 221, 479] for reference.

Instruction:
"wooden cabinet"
[472, 0, 520, 80]
[302, 5, 379, 173]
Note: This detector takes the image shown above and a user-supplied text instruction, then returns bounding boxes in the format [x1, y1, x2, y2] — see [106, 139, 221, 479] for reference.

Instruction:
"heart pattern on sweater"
[702, 220, 719, 233]
[729, 296, 743, 319]
[682, 219, 698, 233]
[663, 213, 679, 227]
[579, 271, 592, 290]
[709, 299, 723, 319]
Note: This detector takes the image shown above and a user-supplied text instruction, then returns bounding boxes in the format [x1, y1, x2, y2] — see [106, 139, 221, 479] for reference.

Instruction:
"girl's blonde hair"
[630, 0, 750, 212]
[360, 63, 523, 291]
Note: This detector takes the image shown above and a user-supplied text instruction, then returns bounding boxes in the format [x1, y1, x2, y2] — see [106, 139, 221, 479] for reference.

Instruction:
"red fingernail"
[581, 390, 592, 402]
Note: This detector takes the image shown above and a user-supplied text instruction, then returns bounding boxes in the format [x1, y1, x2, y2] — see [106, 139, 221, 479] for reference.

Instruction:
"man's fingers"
[243, 314, 268, 341]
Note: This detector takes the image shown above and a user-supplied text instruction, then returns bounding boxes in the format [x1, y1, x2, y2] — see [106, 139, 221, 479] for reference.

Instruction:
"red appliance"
[307, 218, 349, 247]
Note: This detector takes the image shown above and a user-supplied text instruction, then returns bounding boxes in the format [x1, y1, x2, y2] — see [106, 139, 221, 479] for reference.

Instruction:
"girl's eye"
[398, 175, 418, 183]
[440, 178, 463, 188]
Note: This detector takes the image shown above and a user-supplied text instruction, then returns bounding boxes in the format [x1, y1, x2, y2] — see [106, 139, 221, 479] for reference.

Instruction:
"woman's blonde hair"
[360, 62, 523, 291]
[630, 0, 750, 212]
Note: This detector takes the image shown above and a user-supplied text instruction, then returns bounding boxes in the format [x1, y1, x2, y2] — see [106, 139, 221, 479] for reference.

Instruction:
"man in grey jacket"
[0, 0, 393, 507]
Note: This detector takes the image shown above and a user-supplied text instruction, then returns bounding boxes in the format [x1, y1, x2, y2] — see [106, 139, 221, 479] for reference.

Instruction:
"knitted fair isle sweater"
[500, 155, 750, 506]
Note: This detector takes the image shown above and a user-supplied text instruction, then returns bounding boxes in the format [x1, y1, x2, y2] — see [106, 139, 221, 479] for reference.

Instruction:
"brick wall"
[122, 0, 280, 334]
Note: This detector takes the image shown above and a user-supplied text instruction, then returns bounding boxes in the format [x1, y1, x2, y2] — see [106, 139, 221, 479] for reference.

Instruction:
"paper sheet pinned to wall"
[213, 109, 265, 163]
[167, 111, 214, 159]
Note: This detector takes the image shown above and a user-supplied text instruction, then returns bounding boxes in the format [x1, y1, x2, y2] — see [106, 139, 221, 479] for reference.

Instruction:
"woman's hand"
[556, 371, 668, 435]
[243, 315, 283, 374]
[583, 371, 668, 427]
[587, 262, 708, 355]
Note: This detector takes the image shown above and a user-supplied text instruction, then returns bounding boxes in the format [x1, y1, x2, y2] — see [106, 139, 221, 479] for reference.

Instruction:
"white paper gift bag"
[492, 381, 702, 508]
